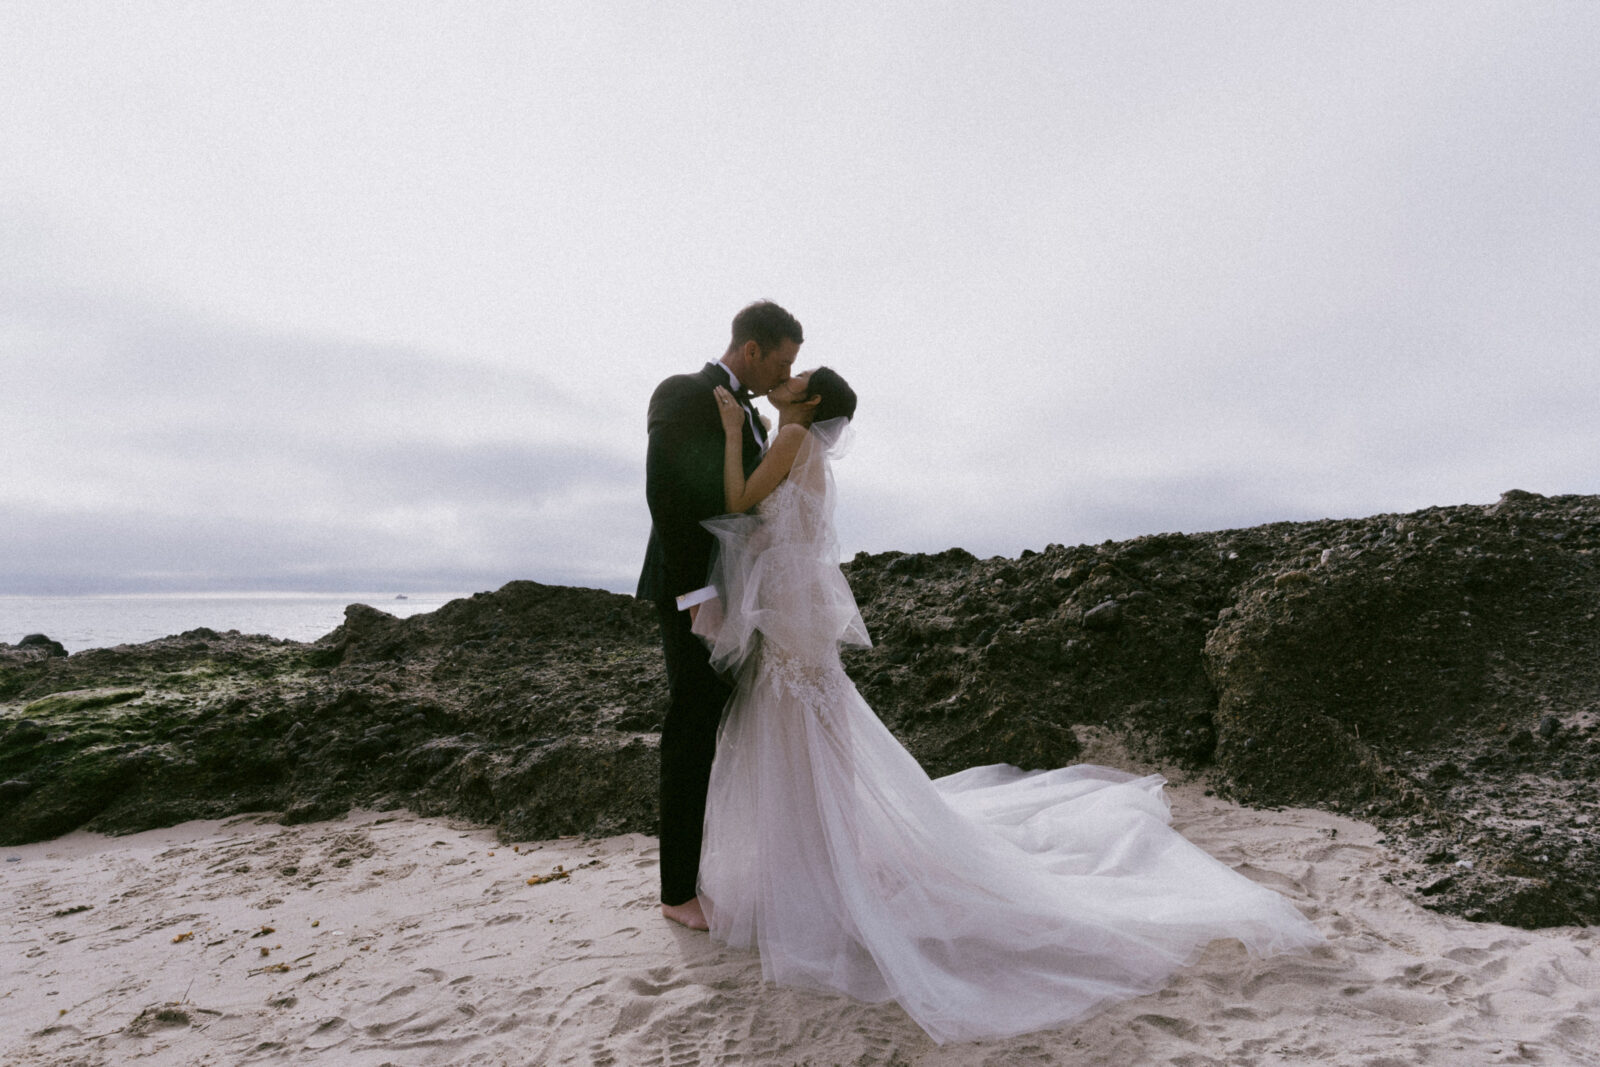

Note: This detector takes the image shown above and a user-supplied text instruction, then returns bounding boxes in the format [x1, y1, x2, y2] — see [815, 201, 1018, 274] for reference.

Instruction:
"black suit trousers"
[655, 596, 732, 905]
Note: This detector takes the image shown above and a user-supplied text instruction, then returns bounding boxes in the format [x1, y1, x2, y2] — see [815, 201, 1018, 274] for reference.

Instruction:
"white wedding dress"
[692, 420, 1322, 1044]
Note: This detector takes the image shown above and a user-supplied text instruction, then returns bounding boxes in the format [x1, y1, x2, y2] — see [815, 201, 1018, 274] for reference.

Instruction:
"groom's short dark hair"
[729, 300, 803, 355]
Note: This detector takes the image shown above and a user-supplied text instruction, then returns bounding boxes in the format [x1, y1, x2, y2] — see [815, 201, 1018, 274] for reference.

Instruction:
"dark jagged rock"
[1, 635, 68, 675]
[1082, 599, 1123, 631]
[837, 491, 1600, 929]
[19, 634, 68, 658]
[0, 582, 666, 847]
[3, 495, 1599, 931]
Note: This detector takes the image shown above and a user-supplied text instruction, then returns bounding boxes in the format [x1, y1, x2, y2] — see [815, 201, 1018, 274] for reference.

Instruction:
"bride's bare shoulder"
[769, 423, 809, 461]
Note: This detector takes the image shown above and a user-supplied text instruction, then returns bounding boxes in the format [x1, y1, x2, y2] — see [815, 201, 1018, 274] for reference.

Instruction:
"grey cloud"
[110, 429, 639, 509]
[4, 280, 585, 429]
[329, 441, 634, 506]
[2, 277, 647, 594]
[1, 490, 644, 597]
[5, 6, 1599, 599]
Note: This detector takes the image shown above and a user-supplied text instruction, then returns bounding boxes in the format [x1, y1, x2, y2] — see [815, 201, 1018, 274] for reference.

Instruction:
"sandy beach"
[5, 770, 1598, 1066]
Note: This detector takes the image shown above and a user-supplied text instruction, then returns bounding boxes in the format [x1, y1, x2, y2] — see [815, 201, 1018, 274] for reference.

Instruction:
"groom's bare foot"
[661, 897, 709, 931]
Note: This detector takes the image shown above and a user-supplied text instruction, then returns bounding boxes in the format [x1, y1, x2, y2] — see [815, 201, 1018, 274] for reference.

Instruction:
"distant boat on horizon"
[394, 594, 408, 600]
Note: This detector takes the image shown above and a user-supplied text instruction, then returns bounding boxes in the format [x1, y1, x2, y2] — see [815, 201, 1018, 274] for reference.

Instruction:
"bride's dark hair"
[806, 366, 857, 423]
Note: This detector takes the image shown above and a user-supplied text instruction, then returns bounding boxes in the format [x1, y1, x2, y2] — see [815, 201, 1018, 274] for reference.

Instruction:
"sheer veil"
[696, 417, 869, 677]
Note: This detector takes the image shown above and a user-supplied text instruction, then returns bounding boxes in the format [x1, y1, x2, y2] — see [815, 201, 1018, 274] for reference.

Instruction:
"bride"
[690, 370, 1323, 1044]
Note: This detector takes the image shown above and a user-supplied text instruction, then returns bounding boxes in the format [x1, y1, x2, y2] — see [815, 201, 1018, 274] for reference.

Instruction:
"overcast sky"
[3, 3, 1597, 596]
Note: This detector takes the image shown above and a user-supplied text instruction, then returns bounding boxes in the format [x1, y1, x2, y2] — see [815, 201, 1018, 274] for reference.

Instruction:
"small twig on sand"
[247, 963, 291, 977]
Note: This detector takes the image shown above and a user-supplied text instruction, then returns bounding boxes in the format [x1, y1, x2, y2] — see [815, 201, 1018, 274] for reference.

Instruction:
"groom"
[638, 300, 802, 930]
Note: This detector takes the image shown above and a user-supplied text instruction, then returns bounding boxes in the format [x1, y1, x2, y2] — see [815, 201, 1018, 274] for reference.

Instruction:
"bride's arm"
[715, 386, 805, 512]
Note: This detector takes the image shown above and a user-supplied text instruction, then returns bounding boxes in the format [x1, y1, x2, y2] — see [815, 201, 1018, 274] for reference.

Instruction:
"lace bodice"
[757, 473, 830, 544]
[697, 419, 870, 677]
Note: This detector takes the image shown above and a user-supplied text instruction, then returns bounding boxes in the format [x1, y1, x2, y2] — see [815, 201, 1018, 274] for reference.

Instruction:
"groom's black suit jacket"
[637, 362, 764, 605]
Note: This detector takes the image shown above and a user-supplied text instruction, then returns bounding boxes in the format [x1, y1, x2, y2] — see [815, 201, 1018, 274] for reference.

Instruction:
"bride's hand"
[713, 386, 745, 437]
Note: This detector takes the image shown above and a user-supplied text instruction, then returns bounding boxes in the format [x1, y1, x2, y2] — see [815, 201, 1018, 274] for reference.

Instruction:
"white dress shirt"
[717, 360, 768, 450]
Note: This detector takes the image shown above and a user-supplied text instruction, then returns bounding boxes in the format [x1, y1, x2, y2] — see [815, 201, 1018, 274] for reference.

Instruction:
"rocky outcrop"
[3, 491, 1598, 930]
[833, 491, 1600, 928]
[1200, 491, 1600, 927]
[0, 633, 68, 665]
[0, 586, 667, 845]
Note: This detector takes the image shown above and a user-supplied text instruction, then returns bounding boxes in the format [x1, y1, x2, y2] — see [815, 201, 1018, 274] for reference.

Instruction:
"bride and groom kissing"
[636, 301, 1320, 1044]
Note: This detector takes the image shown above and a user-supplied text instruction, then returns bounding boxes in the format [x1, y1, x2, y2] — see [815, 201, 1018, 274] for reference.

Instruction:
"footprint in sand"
[1392, 961, 1469, 991]
[1551, 953, 1600, 990]
[1444, 945, 1493, 964]
[626, 968, 686, 997]
[375, 984, 415, 1004]
[1132, 1013, 1202, 1040]
[301, 1015, 349, 1052]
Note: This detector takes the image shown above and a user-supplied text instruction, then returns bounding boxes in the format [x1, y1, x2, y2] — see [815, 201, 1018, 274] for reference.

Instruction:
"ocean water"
[0, 593, 473, 654]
